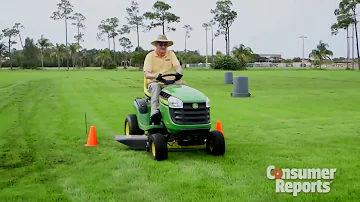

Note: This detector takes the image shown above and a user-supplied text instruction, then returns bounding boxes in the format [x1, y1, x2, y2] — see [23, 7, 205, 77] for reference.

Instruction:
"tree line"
[0, 0, 354, 70]
[0, 0, 255, 70]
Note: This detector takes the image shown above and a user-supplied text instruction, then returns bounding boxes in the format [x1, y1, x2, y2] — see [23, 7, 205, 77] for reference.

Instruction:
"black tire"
[148, 133, 168, 161]
[206, 130, 225, 156]
[124, 114, 143, 135]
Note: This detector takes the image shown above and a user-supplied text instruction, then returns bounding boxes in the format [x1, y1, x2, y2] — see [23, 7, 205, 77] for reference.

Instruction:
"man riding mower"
[115, 35, 225, 161]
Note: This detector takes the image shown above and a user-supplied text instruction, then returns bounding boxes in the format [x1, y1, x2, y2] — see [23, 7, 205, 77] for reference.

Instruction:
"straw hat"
[151, 35, 174, 47]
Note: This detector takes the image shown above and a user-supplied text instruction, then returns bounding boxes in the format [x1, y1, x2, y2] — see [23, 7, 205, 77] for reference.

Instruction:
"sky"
[0, 0, 350, 58]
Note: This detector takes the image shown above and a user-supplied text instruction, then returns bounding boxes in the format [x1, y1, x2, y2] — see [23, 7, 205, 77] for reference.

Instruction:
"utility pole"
[352, 23, 355, 70]
[210, 23, 214, 58]
[346, 25, 350, 69]
[205, 27, 209, 68]
[299, 35, 307, 66]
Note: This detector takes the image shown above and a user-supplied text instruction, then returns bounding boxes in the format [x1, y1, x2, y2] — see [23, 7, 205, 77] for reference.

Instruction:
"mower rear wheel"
[206, 130, 225, 156]
[148, 133, 168, 161]
[124, 114, 143, 136]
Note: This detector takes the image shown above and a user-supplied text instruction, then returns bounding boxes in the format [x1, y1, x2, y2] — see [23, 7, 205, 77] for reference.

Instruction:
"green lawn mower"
[115, 73, 225, 161]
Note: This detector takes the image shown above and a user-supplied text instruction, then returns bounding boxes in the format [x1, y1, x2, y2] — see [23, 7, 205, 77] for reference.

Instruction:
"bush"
[21, 60, 40, 69]
[211, 55, 245, 70]
[102, 62, 117, 69]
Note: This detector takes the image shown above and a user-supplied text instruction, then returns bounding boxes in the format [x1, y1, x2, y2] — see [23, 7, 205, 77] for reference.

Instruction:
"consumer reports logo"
[267, 165, 337, 196]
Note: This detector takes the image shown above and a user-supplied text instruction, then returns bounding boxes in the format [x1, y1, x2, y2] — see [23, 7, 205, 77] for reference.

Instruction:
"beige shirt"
[143, 50, 180, 83]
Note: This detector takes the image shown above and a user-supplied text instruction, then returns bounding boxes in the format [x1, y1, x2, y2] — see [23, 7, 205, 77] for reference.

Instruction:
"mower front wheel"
[124, 114, 143, 135]
[206, 130, 225, 156]
[148, 133, 168, 161]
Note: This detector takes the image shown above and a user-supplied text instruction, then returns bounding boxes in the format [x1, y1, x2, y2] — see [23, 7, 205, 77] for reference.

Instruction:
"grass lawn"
[0, 69, 359, 201]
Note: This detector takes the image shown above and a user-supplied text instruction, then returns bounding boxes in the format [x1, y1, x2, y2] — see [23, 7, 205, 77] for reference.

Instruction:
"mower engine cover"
[159, 84, 211, 133]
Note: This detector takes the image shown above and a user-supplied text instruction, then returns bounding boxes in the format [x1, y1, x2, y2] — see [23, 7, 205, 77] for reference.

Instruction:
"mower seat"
[144, 77, 151, 98]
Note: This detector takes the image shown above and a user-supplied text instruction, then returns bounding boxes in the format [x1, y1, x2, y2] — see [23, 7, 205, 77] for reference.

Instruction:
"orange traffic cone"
[216, 121, 225, 138]
[85, 126, 98, 146]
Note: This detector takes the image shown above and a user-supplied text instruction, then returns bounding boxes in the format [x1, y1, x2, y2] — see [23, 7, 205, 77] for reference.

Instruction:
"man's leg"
[148, 82, 162, 124]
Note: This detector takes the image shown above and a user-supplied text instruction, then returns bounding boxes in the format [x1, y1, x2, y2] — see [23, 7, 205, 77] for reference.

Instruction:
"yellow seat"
[144, 77, 151, 98]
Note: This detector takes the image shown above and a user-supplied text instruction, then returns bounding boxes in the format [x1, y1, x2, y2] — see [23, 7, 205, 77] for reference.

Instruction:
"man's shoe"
[150, 110, 161, 125]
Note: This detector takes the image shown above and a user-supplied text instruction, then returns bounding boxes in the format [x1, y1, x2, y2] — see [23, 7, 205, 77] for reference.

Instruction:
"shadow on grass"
[166, 149, 226, 162]
[116, 145, 226, 162]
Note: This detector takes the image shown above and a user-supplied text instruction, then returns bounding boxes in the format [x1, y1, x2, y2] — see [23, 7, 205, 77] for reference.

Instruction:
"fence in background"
[184, 62, 350, 69]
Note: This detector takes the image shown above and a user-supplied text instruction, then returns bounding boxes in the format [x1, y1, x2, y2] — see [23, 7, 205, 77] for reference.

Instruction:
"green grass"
[0, 69, 359, 201]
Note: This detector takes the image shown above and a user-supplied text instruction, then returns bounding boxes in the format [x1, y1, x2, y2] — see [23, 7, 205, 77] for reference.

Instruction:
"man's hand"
[155, 73, 163, 81]
[175, 72, 183, 81]
[155, 73, 166, 82]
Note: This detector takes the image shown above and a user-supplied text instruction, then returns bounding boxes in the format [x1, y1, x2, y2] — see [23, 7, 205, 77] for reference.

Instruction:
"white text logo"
[267, 165, 336, 196]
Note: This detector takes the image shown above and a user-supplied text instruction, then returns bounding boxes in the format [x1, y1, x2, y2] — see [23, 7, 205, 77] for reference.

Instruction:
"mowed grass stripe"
[0, 78, 73, 201]
[0, 69, 359, 201]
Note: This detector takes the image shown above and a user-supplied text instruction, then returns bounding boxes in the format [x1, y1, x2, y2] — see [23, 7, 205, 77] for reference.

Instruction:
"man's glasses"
[158, 43, 167, 47]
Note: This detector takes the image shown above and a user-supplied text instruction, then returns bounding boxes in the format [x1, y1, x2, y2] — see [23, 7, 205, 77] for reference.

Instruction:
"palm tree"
[0, 42, 7, 68]
[232, 44, 253, 63]
[95, 49, 112, 67]
[78, 49, 88, 68]
[68, 43, 81, 68]
[37, 36, 53, 68]
[309, 41, 334, 69]
[340, 0, 360, 70]
[50, 43, 66, 69]
[331, 22, 350, 69]
[332, 4, 355, 69]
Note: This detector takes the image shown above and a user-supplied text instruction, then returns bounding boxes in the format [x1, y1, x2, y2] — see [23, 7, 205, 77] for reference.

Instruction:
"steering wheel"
[157, 73, 181, 85]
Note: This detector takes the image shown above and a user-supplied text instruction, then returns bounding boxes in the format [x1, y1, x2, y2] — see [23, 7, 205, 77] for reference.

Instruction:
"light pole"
[206, 28, 209, 68]
[299, 35, 307, 65]
[352, 23, 355, 70]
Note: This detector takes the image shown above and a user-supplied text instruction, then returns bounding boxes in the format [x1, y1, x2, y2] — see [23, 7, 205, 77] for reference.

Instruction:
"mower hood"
[162, 85, 208, 103]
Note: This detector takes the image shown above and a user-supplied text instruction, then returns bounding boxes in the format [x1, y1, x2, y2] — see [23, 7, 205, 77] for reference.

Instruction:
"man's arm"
[171, 51, 182, 74]
[143, 53, 156, 79]
[175, 63, 182, 74]
[144, 71, 156, 79]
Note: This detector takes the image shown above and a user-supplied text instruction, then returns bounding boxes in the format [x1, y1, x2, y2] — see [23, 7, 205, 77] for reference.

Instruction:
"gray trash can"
[224, 72, 233, 84]
[231, 76, 251, 97]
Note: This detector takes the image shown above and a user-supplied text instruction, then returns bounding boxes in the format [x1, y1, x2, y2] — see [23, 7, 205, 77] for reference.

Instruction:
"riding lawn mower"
[115, 73, 225, 161]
